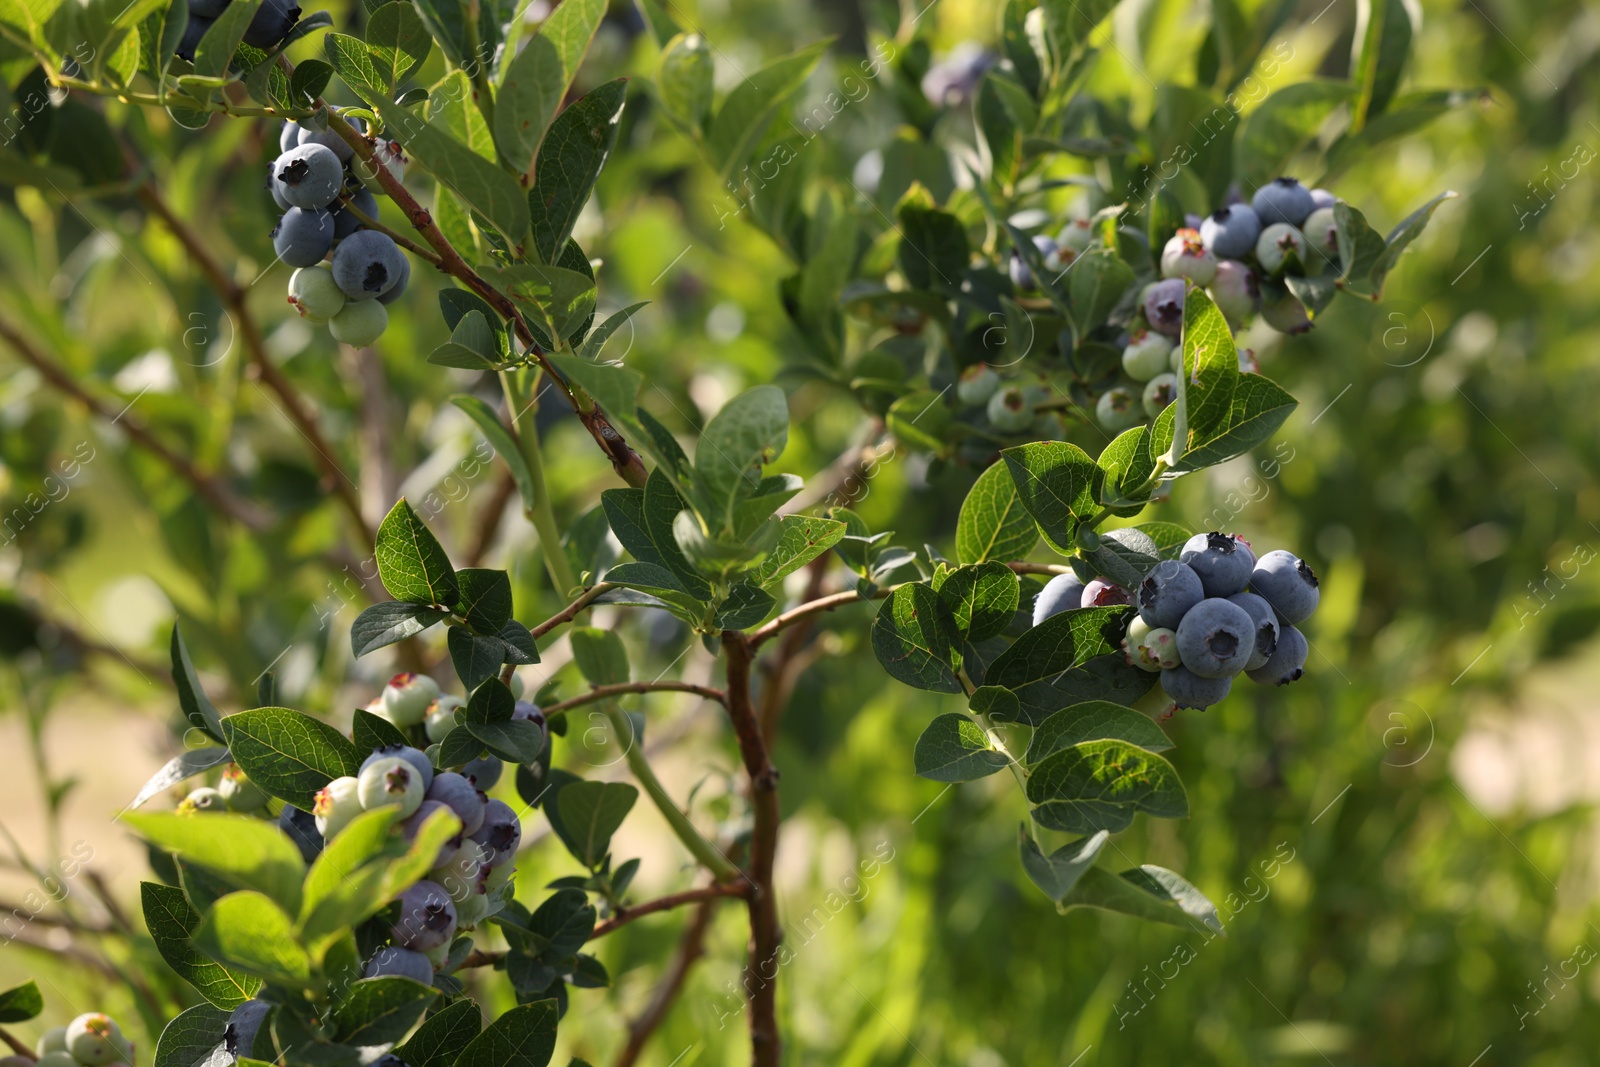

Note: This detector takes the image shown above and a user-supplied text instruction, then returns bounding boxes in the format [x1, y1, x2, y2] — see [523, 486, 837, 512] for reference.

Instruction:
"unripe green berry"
[178, 787, 227, 814]
[1095, 386, 1141, 431]
[357, 756, 424, 817]
[1142, 373, 1177, 418]
[956, 363, 1000, 406]
[288, 266, 346, 322]
[329, 298, 388, 346]
[986, 386, 1033, 433]
[313, 775, 362, 839]
[1121, 330, 1173, 381]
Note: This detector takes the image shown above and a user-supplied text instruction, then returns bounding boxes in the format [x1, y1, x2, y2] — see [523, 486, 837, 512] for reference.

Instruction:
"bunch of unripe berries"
[19, 1014, 134, 1067]
[1034, 532, 1321, 711]
[269, 116, 413, 347]
[174, 0, 300, 62]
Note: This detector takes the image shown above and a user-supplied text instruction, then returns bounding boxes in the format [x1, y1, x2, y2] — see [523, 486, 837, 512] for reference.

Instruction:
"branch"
[756, 557, 830, 736]
[590, 881, 750, 939]
[0, 1028, 36, 1060]
[748, 588, 877, 649]
[135, 183, 374, 546]
[0, 315, 273, 529]
[528, 583, 616, 640]
[613, 898, 719, 1067]
[543, 681, 726, 720]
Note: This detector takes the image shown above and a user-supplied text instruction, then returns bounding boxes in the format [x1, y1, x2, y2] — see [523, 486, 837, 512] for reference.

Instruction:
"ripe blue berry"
[225, 999, 271, 1060]
[460, 755, 502, 789]
[175, 15, 211, 60]
[1080, 578, 1131, 608]
[1246, 623, 1307, 686]
[1225, 591, 1281, 670]
[402, 800, 461, 868]
[1251, 177, 1315, 227]
[1207, 259, 1259, 326]
[267, 163, 291, 210]
[1260, 284, 1311, 334]
[377, 250, 411, 306]
[468, 798, 521, 867]
[241, 0, 300, 48]
[313, 776, 363, 839]
[332, 186, 379, 239]
[425, 771, 487, 836]
[920, 42, 994, 108]
[1009, 235, 1058, 290]
[362, 745, 434, 793]
[330, 299, 388, 346]
[1095, 386, 1141, 432]
[381, 672, 440, 727]
[1160, 664, 1232, 710]
[1178, 532, 1255, 597]
[987, 385, 1034, 433]
[1137, 560, 1205, 630]
[1032, 573, 1086, 626]
[957, 363, 1000, 406]
[272, 143, 342, 210]
[1121, 329, 1173, 381]
[365, 946, 433, 984]
[1160, 228, 1217, 286]
[272, 207, 334, 267]
[1175, 597, 1255, 677]
[1249, 549, 1320, 623]
[1308, 187, 1336, 210]
[332, 230, 406, 301]
[1199, 204, 1261, 259]
[277, 119, 299, 154]
[1142, 277, 1186, 338]
[296, 123, 355, 163]
[1142, 373, 1177, 418]
[391, 880, 457, 951]
[277, 804, 323, 862]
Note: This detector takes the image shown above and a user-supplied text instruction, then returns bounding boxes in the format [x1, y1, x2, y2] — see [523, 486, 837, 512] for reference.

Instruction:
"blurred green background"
[3, 0, 1600, 1063]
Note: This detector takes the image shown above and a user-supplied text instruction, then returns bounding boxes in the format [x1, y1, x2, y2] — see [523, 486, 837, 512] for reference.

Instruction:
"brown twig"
[528, 583, 617, 640]
[756, 557, 831, 736]
[135, 182, 375, 546]
[590, 881, 750, 939]
[0, 1028, 36, 1060]
[543, 681, 726, 721]
[0, 315, 274, 529]
[721, 631, 782, 1067]
[613, 898, 719, 1067]
[748, 589, 873, 649]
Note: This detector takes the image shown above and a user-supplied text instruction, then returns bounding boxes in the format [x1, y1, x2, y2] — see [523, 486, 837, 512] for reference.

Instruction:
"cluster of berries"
[1034, 532, 1320, 711]
[177, 761, 269, 814]
[22, 1014, 134, 1067]
[364, 671, 535, 788]
[269, 117, 412, 347]
[174, 0, 300, 61]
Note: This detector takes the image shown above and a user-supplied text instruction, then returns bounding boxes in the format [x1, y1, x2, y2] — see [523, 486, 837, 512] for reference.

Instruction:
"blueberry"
[425, 694, 465, 743]
[175, 15, 212, 60]
[1175, 597, 1255, 678]
[32, 1054, 77, 1067]
[296, 122, 355, 163]
[362, 744, 434, 792]
[467, 798, 521, 867]
[1246, 623, 1307, 686]
[1137, 560, 1205, 630]
[1160, 664, 1232, 710]
[1308, 187, 1337, 210]
[241, 0, 300, 49]
[391, 880, 457, 951]
[329, 299, 388, 346]
[271, 143, 342, 210]
[1251, 177, 1315, 227]
[272, 207, 334, 267]
[1178, 532, 1255, 597]
[355, 140, 408, 191]
[920, 42, 994, 108]
[1254, 222, 1306, 275]
[1009, 234, 1058, 291]
[1207, 259, 1259, 326]
[401, 800, 461, 867]
[1225, 591, 1281, 670]
[65, 1015, 123, 1066]
[1032, 573, 1086, 626]
[376, 250, 411, 306]
[1142, 373, 1177, 418]
[1121, 329, 1173, 382]
[460, 755, 502, 789]
[1095, 386, 1141, 432]
[381, 672, 440, 727]
[1159, 228, 1217, 286]
[190, 0, 230, 16]
[1249, 549, 1320, 623]
[1123, 616, 1179, 672]
[1080, 578, 1131, 608]
[1199, 204, 1261, 259]
[1142, 277, 1187, 338]
[425, 771, 487, 836]
[178, 786, 226, 814]
[987, 386, 1033, 433]
[332, 230, 406, 301]
[313, 776, 363, 839]
[277, 119, 299, 154]
[359, 756, 425, 817]
[1260, 284, 1311, 334]
[1301, 206, 1338, 266]
[332, 186, 379, 239]
[219, 763, 269, 811]
[364, 946, 434, 985]
[512, 701, 548, 750]
[287, 266, 345, 322]
[1057, 217, 1094, 254]
[267, 163, 291, 210]
[278, 803, 324, 862]
[35, 1028, 67, 1057]
[957, 364, 1000, 406]
[225, 999, 272, 1060]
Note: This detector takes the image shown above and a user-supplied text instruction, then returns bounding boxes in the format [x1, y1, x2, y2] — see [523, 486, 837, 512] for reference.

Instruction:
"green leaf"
[713, 583, 776, 629]
[1234, 81, 1355, 190]
[0, 0, 65, 49]
[1133, 521, 1192, 559]
[528, 78, 627, 262]
[983, 607, 1128, 724]
[1039, 0, 1116, 56]
[1333, 201, 1387, 294]
[1023, 700, 1173, 764]
[577, 301, 650, 360]
[976, 78, 1023, 191]
[130, 746, 230, 810]
[913, 714, 1009, 782]
[1027, 739, 1188, 834]
[884, 389, 954, 457]
[555, 781, 638, 867]
[450, 395, 536, 518]
[1091, 527, 1161, 590]
[300, 808, 461, 949]
[288, 58, 333, 106]
[1019, 827, 1109, 905]
[427, 341, 503, 371]
[193, 891, 313, 986]
[695, 386, 790, 530]
[751, 515, 846, 587]
[0, 979, 42, 1022]
[1096, 425, 1159, 513]
[570, 627, 629, 686]
[365, 1, 431, 90]
[956, 460, 1039, 565]
[897, 199, 969, 294]
[871, 583, 962, 693]
[1058, 864, 1222, 932]
[1369, 190, 1457, 296]
[352, 707, 408, 751]
[448, 627, 509, 692]
[464, 677, 516, 724]
[456, 1000, 559, 1067]
[124, 812, 306, 914]
[656, 31, 712, 129]
[141, 882, 262, 1009]
[1066, 249, 1135, 339]
[520, 0, 604, 95]
[706, 40, 828, 178]
[938, 563, 1020, 643]
[325, 30, 386, 101]
[455, 568, 513, 633]
[489, 263, 597, 342]
[351, 602, 448, 657]
[220, 708, 361, 812]
[395, 999, 482, 1067]
[153, 1003, 231, 1067]
[192, 0, 262, 78]
[376, 498, 460, 607]
[494, 33, 567, 173]
[171, 623, 224, 742]
[1351, 0, 1412, 126]
[334, 977, 437, 1045]
[381, 95, 531, 247]
[1001, 442, 1101, 555]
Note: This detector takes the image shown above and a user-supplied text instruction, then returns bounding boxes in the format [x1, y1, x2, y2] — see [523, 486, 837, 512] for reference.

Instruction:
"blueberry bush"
[0, 0, 1509, 1062]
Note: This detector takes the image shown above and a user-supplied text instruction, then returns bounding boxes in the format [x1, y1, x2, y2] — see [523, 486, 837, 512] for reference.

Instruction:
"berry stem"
[527, 582, 617, 640]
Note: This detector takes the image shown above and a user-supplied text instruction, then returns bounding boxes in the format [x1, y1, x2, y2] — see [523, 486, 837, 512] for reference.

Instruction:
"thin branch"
[590, 881, 750, 939]
[613, 898, 719, 1067]
[0, 1028, 36, 1060]
[135, 182, 375, 547]
[544, 681, 726, 720]
[748, 589, 873, 649]
[0, 315, 274, 529]
[528, 583, 616, 640]
[756, 557, 831, 737]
